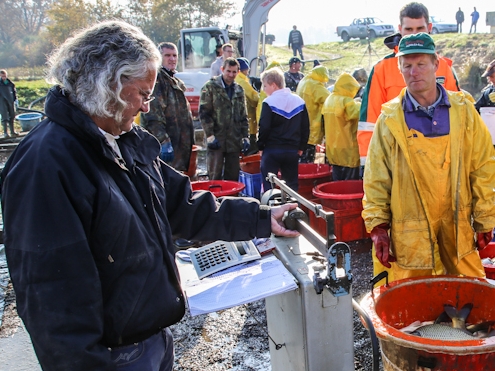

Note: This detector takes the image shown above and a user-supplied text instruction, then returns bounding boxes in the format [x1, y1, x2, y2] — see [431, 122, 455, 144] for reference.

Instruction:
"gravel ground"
[0, 239, 379, 371]
[170, 238, 380, 371]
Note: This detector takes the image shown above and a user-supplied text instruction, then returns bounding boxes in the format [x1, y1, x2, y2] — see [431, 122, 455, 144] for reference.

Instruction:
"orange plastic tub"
[360, 276, 495, 370]
[191, 180, 245, 197]
[297, 163, 332, 200]
[312, 180, 364, 210]
[239, 153, 261, 174]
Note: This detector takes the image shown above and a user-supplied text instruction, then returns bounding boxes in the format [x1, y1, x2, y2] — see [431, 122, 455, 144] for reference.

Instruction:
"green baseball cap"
[396, 32, 436, 57]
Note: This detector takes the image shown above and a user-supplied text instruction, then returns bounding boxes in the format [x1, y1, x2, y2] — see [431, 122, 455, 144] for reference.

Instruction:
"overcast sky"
[226, 0, 494, 44]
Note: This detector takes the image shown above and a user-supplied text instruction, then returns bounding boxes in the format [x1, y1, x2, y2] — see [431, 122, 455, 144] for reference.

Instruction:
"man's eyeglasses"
[139, 88, 155, 104]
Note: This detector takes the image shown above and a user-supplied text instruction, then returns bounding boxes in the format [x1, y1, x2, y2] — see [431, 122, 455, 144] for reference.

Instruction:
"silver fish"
[411, 303, 475, 340]
[413, 323, 476, 340]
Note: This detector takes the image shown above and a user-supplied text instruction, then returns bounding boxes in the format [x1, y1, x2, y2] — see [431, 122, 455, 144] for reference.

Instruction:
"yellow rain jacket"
[236, 72, 259, 135]
[363, 88, 495, 271]
[322, 73, 361, 168]
[256, 61, 282, 122]
[296, 65, 330, 145]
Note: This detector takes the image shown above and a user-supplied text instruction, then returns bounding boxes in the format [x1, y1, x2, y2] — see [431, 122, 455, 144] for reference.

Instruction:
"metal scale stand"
[263, 172, 356, 371]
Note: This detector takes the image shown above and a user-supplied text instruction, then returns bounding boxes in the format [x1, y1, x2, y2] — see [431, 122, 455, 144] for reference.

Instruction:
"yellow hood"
[309, 65, 330, 83]
[333, 73, 360, 98]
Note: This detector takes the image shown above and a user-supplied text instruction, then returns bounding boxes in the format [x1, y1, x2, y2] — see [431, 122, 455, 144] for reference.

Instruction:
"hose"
[352, 298, 380, 371]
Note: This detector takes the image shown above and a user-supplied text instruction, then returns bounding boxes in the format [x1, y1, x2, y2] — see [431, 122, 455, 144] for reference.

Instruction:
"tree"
[125, 0, 236, 44]
[46, 0, 124, 45]
[0, 0, 53, 46]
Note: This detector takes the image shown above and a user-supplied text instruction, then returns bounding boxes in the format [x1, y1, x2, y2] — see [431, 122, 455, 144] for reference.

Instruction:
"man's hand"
[270, 203, 300, 238]
[477, 230, 493, 251]
[207, 135, 221, 150]
[489, 92, 495, 103]
[160, 140, 174, 163]
[370, 223, 396, 268]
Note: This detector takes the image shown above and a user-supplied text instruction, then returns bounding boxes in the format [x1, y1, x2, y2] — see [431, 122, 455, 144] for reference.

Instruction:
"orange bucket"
[360, 276, 495, 370]
[312, 180, 364, 210]
[240, 153, 261, 174]
[297, 163, 332, 199]
[191, 180, 245, 197]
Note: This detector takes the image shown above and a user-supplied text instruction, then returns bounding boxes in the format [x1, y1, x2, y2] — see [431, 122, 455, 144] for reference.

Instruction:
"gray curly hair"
[46, 20, 161, 122]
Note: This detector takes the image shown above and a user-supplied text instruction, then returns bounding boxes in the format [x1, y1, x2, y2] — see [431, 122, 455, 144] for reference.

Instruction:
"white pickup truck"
[336, 17, 395, 42]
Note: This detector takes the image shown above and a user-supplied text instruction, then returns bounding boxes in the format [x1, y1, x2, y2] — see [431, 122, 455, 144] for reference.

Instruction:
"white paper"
[177, 255, 298, 316]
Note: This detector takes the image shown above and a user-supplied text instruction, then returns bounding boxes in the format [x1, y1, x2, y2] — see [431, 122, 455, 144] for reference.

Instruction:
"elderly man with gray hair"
[1, 20, 299, 371]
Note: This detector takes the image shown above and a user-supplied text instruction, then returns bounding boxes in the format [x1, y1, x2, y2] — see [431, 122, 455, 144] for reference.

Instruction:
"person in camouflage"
[200, 57, 249, 180]
[141, 42, 194, 173]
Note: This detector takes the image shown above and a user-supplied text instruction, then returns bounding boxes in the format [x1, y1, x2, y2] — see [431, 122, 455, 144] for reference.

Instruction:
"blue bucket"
[16, 113, 43, 132]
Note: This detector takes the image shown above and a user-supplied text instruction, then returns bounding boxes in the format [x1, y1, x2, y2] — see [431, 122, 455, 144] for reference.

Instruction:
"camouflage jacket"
[199, 76, 248, 153]
[284, 71, 304, 92]
[141, 67, 194, 172]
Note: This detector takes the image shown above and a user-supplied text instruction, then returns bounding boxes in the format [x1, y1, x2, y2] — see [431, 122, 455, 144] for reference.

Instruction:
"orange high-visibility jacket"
[359, 51, 460, 124]
[357, 49, 460, 158]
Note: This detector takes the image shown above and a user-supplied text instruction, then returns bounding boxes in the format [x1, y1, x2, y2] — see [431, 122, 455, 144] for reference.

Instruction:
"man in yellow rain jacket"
[296, 65, 330, 162]
[322, 73, 361, 180]
[362, 33, 495, 283]
[236, 58, 260, 155]
[358, 2, 460, 165]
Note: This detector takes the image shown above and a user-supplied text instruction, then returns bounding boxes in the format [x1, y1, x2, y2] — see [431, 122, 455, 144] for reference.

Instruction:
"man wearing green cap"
[362, 32, 495, 283]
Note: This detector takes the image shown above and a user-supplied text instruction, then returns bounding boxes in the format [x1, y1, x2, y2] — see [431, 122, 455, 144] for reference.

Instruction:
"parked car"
[430, 16, 457, 34]
[336, 17, 395, 42]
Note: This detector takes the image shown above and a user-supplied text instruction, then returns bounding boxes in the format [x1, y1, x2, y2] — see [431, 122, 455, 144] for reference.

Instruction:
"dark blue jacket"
[1, 86, 271, 370]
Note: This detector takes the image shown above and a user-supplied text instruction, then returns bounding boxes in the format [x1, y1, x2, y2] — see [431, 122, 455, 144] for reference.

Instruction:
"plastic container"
[297, 163, 333, 199]
[186, 145, 200, 179]
[479, 241, 495, 279]
[239, 153, 261, 174]
[312, 180, 364, 210]
[238, 171, 262, 199]
[360, 276, 495, 371]
[299, 199, 368, 242]
[16, 112, 43, 131]
[191, 180, 245, 197]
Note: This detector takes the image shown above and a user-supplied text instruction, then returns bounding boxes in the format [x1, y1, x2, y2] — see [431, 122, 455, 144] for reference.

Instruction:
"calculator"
[190, 240, 261, 279]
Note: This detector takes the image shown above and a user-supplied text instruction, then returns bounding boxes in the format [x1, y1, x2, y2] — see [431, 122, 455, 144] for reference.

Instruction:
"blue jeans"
[110, 328, 174, 371]
[261, 148, 299, 192]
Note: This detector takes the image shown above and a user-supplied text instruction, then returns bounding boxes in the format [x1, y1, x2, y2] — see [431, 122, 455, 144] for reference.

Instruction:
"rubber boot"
[246, 134, 258, 155]
[2, 122, 9, 138]
[9, 120, 18, 137]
